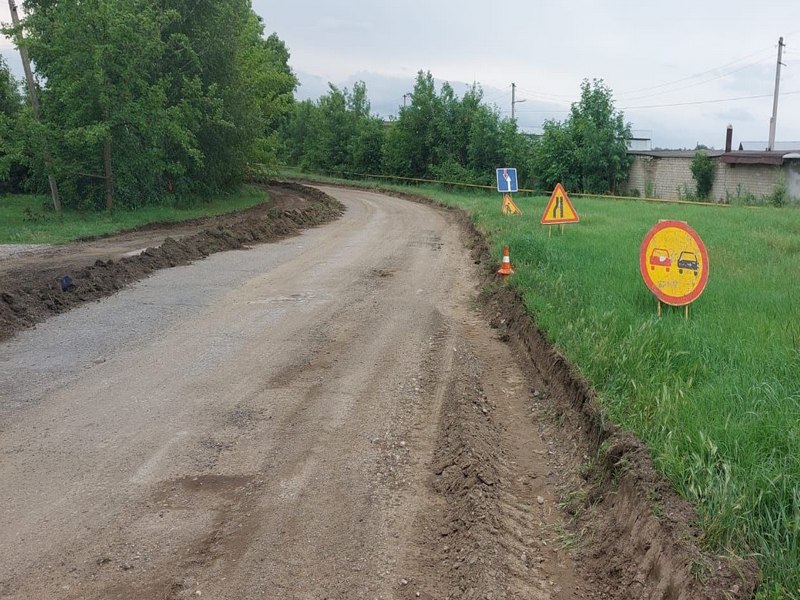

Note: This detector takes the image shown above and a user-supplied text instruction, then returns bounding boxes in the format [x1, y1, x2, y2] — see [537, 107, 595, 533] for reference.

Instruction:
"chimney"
[725, 124, 733, 153]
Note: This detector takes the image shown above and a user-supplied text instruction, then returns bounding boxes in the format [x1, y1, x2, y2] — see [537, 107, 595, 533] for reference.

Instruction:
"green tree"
[350, 115, 385, 174]
[282, 81, 384, 175]
[0, 56, 21, 117]
[21, 0, 185, 208]
[534, 119, 580, 191]
[690, 150, 715, 200]
[282, 70, 528, 186]
[0, 56, 25, 192]
[157, 1, 296, 194]
[534, 79, 631, 194]
[384, 71, 441, 178]
[14, 0, 295, 209]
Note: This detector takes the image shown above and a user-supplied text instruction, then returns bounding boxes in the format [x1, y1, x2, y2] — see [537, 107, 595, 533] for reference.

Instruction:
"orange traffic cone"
[497, 245, 514, 278]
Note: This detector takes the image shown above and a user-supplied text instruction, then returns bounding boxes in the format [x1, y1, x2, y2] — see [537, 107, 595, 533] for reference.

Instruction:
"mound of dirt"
[0, 182, 344, 343]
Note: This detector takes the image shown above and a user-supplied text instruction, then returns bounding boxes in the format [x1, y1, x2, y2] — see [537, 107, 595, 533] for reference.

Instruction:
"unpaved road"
[0, 187, 592, 599]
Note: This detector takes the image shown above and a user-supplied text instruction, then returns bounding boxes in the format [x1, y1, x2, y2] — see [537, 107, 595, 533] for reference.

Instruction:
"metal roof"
[628, 150, 724, 159]
[738, 141, 800, 152]
[720, 152, 785, 166]
[629, 149, 799, 165]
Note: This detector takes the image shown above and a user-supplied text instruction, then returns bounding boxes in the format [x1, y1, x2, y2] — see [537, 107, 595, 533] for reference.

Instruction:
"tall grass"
[0, 186, 268, 245]
[407, 186, 799, 598]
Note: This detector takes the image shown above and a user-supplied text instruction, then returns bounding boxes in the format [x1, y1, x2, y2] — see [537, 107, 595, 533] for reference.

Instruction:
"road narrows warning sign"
[541, 183, 579, 225]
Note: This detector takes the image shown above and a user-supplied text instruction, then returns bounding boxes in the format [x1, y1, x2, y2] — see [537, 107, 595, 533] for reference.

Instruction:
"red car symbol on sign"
[649, 248, 671, 271]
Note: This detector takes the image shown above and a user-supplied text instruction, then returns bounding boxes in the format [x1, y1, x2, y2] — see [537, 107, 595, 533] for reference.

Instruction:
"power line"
[620, 89, 800, 111]
[517, 46, 772, 106]
[616, 56, 775, 102]
[615, 44, 775, 97]
[513, 49, 776, 108]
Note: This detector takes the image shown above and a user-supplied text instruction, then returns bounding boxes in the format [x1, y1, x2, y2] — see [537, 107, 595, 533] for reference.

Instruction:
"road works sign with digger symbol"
[639, 220, 709, 306]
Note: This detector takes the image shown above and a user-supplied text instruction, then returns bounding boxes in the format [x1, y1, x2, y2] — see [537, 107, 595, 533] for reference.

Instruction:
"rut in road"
[0, 186, 591, 599]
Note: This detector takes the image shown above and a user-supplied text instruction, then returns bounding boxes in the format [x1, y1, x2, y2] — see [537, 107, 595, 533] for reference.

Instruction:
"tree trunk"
[104, 136, 114, 211]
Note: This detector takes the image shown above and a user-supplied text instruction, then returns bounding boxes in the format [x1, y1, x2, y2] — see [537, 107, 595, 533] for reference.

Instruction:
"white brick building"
[624, 150, 800, 202]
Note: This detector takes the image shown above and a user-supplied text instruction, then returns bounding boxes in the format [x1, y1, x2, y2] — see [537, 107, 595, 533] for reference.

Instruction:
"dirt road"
[0, 187, 592, 598]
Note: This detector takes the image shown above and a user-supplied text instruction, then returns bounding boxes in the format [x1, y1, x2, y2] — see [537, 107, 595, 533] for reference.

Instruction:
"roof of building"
[738, 141, 800, 152]
[721, 151, 786, 166]
[629, 149, 800, 165]
[628, 150, 724, 159]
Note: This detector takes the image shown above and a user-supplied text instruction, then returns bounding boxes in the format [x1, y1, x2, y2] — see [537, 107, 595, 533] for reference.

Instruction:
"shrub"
[768, 173, 788, 207]
[690, 151, 715, 200]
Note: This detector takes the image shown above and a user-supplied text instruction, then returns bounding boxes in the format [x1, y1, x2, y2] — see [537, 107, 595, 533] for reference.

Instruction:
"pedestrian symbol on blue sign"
[496, 168, 518, 193]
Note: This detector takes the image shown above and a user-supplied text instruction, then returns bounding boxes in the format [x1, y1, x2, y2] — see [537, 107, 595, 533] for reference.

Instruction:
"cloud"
[712, 107, 757, 123]
[720, 62, 776, 94]
[312, 16, 371, 35]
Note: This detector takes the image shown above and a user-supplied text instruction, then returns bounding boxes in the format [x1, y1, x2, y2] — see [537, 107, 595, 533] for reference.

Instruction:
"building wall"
[786, 161, 800, 198]
[626, 156, 710, 199]
[625, 155, 798, 202]
[713, 163, 781, 201]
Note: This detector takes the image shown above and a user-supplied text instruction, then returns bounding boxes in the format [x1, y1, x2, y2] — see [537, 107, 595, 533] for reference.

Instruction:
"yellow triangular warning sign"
[541, 183, 579, 224]
[501, 193, 522, 215]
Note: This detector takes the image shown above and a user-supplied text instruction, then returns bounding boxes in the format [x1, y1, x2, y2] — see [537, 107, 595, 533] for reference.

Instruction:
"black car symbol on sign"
[677, 251, 699, 275]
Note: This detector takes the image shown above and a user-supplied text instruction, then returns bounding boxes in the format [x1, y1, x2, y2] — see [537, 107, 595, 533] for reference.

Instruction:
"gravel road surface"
[0, 187, 589, 599]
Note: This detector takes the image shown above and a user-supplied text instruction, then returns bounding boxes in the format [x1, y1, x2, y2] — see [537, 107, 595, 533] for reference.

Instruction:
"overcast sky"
[3, 1, 800, 149]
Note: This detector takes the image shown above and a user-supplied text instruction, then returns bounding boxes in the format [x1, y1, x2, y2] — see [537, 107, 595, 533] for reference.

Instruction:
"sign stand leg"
[657, 301, 662, 318]
[548, 226, 552, 239]
[560, 224, 564, 235]
[685, 305, 689, 320]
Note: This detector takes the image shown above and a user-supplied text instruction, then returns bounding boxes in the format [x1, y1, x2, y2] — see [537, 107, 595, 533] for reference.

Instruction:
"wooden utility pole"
[767, 36, 785, 151]
[7, 0, 61, 212]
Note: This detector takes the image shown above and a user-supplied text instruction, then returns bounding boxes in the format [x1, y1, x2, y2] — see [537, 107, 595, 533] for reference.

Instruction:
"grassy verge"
[295, 173, 799, 598]
[0, 186, 269, 245]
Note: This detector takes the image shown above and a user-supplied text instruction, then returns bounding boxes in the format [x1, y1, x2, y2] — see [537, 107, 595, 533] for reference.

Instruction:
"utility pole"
[7, 0, 61, 212]
[402, 93, 410, 108]
[511, 82, 526, 120]
[767, 36, 785, 151]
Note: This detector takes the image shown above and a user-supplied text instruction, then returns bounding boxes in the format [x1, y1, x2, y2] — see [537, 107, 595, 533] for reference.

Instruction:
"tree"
[12, 0, 295, 209]
[282, 81, 385, 175]
[0, 56, 24, 191]
[282, 70, 529, 186]
[690, 151, 715, 200]
[383, 71, 441, 178]
[534, 79, 631, 194]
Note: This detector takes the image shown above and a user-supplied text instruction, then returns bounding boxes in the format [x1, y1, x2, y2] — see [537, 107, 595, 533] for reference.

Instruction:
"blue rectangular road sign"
[496, 168, 518, 193]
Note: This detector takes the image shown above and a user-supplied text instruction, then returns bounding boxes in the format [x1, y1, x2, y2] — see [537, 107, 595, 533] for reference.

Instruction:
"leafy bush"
[690, 151, 715, 200]
[768, 173, 788, 207]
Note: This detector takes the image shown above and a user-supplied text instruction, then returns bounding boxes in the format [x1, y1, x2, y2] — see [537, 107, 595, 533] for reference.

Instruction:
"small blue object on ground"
[59, 275, 73, 292]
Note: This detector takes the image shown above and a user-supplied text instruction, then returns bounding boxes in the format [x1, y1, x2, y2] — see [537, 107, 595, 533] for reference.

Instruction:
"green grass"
[0, 186, 269, 244]
[291, 172, 798, 598]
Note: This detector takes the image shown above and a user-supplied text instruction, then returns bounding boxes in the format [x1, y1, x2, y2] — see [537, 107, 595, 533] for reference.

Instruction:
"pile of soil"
[0, 182, 344, 343]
